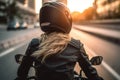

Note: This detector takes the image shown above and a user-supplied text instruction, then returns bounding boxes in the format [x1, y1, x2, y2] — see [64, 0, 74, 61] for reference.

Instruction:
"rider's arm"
[16, 38, 40, 80]
[78, 45, 102, 80]
[16, 42, 34, 80]
[16, 55, 34, 80]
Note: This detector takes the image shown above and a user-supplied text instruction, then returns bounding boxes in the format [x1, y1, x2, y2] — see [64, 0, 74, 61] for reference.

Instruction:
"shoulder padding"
[25, 38, 40, 56]
[69, 38, 83, 49]
[30, 38, 40, 47]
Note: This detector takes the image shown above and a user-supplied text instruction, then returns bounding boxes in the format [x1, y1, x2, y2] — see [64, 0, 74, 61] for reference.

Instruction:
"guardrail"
[78, 19, 120, 25]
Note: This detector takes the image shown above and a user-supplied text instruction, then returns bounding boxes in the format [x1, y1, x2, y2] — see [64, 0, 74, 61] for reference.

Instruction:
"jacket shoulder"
[69, 38, 83, 49]
[29, 38, 40, 47]
[25, 38, 40, 56]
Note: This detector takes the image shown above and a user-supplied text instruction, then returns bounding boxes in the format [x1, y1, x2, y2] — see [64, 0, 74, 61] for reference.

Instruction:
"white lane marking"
[85, 46, 120, 80]
[0, 42, 28, 58]
[0, 48, 15, 57]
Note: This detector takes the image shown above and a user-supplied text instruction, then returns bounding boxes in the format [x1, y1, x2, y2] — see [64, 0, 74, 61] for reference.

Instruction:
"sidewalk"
[0, 28, 42, 49]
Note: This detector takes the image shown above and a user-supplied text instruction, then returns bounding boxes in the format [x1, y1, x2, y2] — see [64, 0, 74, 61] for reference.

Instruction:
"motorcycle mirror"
[90, 56, 103, 65]
[15, 54, 24, 64]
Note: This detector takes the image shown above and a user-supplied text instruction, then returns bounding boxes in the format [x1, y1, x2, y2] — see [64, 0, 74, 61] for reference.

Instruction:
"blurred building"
[17, 0, 36, 23]
[28, 0, 35, 10]
[0, 0, 12, 23]
[0, 0, 37, 23]
[94, 0, 120, 19]
[17, 0, 35, 10]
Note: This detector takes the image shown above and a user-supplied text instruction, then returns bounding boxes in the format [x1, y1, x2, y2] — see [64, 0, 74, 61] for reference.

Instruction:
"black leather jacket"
[16, 38, 101, 80]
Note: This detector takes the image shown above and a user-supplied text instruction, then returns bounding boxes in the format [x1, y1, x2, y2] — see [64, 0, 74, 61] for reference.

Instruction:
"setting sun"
[67, 0, 94, 13]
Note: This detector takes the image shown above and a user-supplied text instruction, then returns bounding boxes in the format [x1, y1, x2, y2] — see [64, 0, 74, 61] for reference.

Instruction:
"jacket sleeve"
[16, 56, 33, 80]
[16, 38, 40, 80]
[16, 42, 34, 80]
[78, 44, 102, 80]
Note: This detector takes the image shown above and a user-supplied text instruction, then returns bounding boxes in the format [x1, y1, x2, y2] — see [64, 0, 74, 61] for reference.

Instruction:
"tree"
[82, 7, 96, 20]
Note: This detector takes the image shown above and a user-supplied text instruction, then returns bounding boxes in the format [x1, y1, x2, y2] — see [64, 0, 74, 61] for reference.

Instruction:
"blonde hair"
[31, 32, 71, 63]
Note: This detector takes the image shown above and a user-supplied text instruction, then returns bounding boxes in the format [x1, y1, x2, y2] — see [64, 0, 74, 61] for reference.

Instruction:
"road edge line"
[0, 41, 28, 58]
[85, 46, 120, 80]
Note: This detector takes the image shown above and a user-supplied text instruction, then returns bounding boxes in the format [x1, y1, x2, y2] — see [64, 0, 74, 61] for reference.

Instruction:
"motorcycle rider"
[16, 2, 103, 80]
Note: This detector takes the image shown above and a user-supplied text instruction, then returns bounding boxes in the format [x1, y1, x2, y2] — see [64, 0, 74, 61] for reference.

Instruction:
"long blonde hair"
[31, 32, 71, 63]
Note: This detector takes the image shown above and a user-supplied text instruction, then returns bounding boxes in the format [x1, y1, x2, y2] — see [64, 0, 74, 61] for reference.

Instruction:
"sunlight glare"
[35, 0, 95, 13]
[67, 0, 94, 13]
[35, 0, 42, 14]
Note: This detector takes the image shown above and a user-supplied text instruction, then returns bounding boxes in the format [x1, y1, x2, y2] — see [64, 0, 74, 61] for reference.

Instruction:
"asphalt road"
[71, 29, 119, 80]
[0, 42, 28, 80]
[0, 24, 120, 80]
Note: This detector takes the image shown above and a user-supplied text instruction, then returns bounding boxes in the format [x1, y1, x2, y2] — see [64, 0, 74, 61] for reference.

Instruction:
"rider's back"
[34, 38, 83, 80]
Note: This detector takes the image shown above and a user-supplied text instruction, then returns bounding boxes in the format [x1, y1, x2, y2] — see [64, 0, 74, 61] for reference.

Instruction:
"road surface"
[0, 24, 120, 80]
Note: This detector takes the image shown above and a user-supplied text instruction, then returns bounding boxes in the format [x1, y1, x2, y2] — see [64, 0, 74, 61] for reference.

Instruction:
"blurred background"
[0, 0, 120, 80]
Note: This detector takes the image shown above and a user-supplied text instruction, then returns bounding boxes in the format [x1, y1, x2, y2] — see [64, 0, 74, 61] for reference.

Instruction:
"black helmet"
[39, 2, 72, 33]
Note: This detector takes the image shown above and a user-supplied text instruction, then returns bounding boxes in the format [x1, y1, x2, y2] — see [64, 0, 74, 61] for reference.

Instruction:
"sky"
[67, 0, 94, 12]
[35, 0, 94, 13]
[35, 0, 42, 14]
